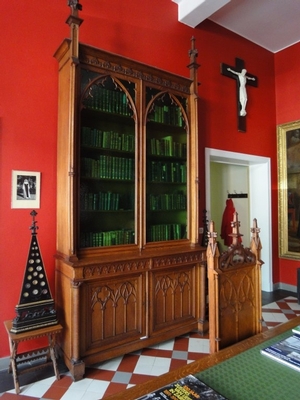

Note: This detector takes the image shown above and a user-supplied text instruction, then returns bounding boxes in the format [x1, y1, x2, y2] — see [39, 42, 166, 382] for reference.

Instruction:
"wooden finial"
[68, 0, 82, 15]
[187, 37, 200, 71]
[208, 220, 217, 241]
[230, 212, 243, 245]
[66, 0, 84, 62]
[250, 218, 261, 250]
[29, 210, 39, 235]
[189, 37, 198, 63]
[207, 220, 218, 257]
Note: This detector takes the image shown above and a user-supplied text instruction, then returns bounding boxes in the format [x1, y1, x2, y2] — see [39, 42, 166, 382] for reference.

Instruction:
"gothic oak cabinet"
[54, 11, 206, 381]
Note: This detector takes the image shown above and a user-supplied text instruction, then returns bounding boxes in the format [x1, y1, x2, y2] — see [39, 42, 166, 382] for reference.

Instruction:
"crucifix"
[221, 58, 258, 132]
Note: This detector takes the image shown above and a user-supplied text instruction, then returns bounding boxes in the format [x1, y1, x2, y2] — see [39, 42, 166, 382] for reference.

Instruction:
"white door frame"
[205, 147, 273, 292]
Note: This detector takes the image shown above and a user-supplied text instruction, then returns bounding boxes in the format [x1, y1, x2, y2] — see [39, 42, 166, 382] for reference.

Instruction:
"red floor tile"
[173, 337, 189, 351]
[85, 368, 115, 380]
[129, 373, 152, 385]
[276, 301, 292, 309]
[140, 348, 173, 358]
[102, 382, 128, 398]
[42, 385, 69, 399]
[118, 354, 139, 372]
[50, 375, 73, 387]
[169, 358, 188, 370]
[0, 395, 38, 400]
[187, 351, 207, 360]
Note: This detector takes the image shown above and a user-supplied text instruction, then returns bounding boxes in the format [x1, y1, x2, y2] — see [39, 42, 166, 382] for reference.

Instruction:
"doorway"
[205, 148, 273, 292]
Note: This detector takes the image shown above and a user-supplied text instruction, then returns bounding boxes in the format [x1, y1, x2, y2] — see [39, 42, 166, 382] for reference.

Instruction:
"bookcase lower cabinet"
[55, 247, 206, 381]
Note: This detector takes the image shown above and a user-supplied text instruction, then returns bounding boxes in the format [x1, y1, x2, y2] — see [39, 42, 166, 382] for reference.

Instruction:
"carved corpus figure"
[227, 68, 255, 116]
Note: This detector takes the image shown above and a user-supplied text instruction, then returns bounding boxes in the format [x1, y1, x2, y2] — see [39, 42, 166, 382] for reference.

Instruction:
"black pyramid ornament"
[11, 210, 58, 333]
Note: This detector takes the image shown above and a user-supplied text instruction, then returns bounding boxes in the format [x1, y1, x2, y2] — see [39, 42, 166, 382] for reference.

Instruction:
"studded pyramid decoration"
[11, 210, 58, 333]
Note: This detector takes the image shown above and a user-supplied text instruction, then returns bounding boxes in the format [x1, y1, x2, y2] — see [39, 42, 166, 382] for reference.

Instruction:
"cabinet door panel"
[150, 265, 197, 334]
[81, 273, 146, 355]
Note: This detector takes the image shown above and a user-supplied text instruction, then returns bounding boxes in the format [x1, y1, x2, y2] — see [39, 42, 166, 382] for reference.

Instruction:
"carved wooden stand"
[4, 320, 63, 394]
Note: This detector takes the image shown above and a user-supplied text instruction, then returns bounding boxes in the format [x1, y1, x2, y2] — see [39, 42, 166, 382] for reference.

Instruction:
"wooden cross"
[221, 58, 258, 132]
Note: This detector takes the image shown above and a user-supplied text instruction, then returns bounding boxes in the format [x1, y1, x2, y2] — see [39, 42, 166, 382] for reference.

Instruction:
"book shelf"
[146, 93, 188, 243]
[54, 8, 206, 381]
[79, 73, 135, 248]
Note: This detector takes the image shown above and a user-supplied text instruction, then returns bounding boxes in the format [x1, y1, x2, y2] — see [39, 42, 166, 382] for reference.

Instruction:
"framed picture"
[278, 120, 300, 258]
[11, 170, 41, 209]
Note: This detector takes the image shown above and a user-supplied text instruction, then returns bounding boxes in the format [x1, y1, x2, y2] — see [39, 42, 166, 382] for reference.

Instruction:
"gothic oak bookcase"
[54, 7, 206, 381]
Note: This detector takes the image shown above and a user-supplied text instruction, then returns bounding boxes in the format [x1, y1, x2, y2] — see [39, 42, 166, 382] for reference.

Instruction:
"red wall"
[275, 43, 300, 285]
[0, 0, 291, 357]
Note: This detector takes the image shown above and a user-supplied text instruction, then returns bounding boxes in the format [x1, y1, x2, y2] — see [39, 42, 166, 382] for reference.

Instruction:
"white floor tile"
[264, 312, 288, 323]
[188, 337, 210, 353]
[151, 339, 174, 350]
[37, 375, 57, 385]
[60, 388, 86, 400]
[91, 356, 123, 371]
[275, 313, 289, 322]
[84, 379, 110, 400]
[262, 312, 278, 322]
[153, 357, 171, 368]
[287, 301, 300, 311]
[135, 355, 156, 367]
[262, 301, 280, 309]
[134, 356, 170, 375]
[20, 381, 51, 397]
[80, 391, 103, 400]
[69, 377, 93, 391]
[8, 383, 32, 395]
[149, 364, 170, 376]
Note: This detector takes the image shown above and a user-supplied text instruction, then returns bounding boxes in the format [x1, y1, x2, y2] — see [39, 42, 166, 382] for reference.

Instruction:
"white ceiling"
[173, 0, 300, 53]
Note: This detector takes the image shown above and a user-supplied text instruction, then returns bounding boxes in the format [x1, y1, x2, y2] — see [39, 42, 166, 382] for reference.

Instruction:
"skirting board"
[0, 356, 9, 371]
[273, 282, 297, 293]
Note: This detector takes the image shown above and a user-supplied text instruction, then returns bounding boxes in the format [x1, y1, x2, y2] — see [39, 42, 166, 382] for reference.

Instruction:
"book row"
[148, 136, 187, 158]
[148, 223, 186, 242]
[81, 127, 135, 152]
[81, 191, 134, 211]
[81, 156, 134, 180]
[148, 192, 187, 211]
[80, 229, 135, 248]
[148, 161, 187, 183]
[83, 87, 131, 116]
[148, 104, 184, 127]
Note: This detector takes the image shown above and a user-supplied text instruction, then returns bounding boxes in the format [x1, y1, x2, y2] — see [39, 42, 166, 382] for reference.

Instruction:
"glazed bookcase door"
[79, 70, 137, 249]
[145, 89, 189, 243]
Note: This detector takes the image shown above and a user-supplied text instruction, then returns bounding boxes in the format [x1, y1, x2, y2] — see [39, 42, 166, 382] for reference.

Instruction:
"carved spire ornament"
[66, 0, 83, 63]
[11, 211, 58, 333]
[229, 211, 243, 246]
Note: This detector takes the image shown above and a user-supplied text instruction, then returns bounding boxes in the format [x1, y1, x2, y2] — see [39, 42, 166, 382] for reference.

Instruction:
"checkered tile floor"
[1, 296, 300, 399]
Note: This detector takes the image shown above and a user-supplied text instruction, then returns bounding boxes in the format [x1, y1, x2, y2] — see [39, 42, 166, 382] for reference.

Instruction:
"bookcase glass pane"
[79, 71, 136, 248]
[146, 91, 188, 243]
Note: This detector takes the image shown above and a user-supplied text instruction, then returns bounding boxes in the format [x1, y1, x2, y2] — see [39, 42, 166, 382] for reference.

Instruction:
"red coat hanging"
[221, 198, 236, 246]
